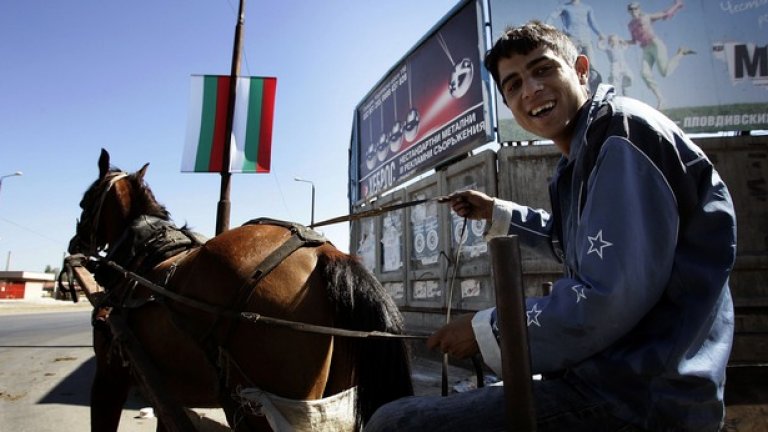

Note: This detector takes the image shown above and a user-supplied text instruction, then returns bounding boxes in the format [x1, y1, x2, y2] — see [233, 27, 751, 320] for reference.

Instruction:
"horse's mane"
[89, 166, 170, 222]
[125, 169, 170, 221]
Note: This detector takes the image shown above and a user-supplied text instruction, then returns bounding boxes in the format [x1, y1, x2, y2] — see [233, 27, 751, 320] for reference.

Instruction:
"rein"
[63, 254, 428, 341]
[67, 171, 483, 391]
[310, 195, 451, 228]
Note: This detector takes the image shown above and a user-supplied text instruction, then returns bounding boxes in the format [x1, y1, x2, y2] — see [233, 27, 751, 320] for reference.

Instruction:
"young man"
[365, 21, 735, 431]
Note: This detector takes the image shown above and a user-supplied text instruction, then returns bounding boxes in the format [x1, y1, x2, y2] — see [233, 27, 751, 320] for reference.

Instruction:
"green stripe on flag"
[243, 78, 264, 172]
[196, 76, 219, 171]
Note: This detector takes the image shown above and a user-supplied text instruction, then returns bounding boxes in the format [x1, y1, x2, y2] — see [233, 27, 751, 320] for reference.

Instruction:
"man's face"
[497, 46, 589, 152]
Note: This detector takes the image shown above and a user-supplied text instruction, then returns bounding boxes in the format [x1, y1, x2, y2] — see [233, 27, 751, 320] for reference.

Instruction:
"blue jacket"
[474, 86, 736, 431]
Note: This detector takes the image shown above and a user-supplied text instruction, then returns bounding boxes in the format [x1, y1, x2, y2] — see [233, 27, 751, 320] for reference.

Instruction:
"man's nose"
[522, 77, 543, 99]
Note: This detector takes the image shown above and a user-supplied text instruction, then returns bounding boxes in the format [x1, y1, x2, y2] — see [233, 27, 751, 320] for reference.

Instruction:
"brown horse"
[66, 149, 413, 431]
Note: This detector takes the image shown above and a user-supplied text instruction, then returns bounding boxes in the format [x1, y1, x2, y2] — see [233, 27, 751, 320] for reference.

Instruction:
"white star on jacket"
[527, 303, 542, 327]
[571, 285, 587, 303]
[587, 229, 613, 259]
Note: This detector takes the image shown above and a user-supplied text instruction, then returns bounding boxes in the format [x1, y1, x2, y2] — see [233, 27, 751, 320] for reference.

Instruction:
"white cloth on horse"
[239, 386, 357, 432]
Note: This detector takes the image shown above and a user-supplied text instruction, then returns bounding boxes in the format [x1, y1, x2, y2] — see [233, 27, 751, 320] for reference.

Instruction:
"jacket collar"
[566, 84, 615, 162]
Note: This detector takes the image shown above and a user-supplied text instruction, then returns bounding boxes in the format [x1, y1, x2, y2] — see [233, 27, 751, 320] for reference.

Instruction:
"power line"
[0, 216, 66, 245]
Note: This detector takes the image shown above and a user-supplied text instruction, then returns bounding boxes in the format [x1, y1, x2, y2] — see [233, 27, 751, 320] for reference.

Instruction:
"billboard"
[489, 0, 768, 142]
[350, 0, 493, 204]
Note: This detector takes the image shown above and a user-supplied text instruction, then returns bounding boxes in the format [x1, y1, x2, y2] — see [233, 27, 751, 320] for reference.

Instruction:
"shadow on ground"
[37, 356, 144, 409]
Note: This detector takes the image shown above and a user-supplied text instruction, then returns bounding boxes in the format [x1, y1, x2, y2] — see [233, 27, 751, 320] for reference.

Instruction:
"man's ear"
[575, 55, 590, 85]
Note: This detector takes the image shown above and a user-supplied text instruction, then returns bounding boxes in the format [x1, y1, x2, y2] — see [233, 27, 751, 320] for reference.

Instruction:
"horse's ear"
[135, 163, 150, 182]
[98, 149, 110, 179]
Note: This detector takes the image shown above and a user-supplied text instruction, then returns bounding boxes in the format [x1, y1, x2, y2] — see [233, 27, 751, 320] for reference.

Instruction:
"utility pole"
[215, 0, 245, 235]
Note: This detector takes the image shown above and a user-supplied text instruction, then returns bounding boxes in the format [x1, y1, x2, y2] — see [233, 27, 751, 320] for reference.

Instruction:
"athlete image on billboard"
[490, 0, 768, 142]
[626, 0, 694, 109]
[546, 0, 605, 61]
[546, 0, 605, 92]
[597, 34, 633, 95]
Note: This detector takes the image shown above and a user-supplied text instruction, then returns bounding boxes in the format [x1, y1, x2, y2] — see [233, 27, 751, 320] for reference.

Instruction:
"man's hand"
[445, 190, 494, 221]
[426, 314, 479, 359]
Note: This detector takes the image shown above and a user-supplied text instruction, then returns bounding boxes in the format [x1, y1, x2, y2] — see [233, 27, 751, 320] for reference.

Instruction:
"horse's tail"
[320, 250, 414, 426]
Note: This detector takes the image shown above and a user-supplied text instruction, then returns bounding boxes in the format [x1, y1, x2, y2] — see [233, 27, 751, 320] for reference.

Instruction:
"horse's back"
[157, 223, 341, 400]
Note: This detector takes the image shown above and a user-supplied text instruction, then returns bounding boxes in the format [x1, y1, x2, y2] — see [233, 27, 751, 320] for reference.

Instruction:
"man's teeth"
[530, 102, 555, 116]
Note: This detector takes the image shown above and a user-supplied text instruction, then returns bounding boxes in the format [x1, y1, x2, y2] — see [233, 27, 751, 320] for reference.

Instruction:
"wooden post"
[489, 236, 536, 431]
[69, 264, 104, 307]
[108, 314, 198, 432]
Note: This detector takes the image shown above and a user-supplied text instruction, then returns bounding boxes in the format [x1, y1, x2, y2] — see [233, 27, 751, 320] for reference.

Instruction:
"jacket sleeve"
[484, 198, 557, 259]
[473, 198, 558, 374]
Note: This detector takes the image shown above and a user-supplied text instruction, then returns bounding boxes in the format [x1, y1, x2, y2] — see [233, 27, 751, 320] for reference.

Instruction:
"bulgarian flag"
[182, 75, 277, 173]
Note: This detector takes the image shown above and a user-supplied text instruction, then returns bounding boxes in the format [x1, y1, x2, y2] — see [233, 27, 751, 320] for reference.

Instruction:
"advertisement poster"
[489, 0, 768, 141]
[410, 198, 441, 266]
[356, 218, 376, 272]
[381, 209, 404, 272]
[352, 0, 492, 203]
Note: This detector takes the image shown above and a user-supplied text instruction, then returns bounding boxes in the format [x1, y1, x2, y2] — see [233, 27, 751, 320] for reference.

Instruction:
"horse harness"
[63, 216, 423, 339]
[62, 216, 423, 431]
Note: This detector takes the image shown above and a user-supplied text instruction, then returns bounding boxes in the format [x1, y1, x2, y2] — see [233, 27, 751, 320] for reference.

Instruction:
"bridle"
[76, 172, 128, 255]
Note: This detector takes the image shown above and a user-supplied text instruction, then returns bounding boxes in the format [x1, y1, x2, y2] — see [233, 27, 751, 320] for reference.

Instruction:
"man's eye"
[504, 81, 521, 95]
[535, 65, 553, 76]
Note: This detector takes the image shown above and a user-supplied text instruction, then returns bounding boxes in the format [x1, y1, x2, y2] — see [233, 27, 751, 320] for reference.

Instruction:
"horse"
[65, 149, 413, 431]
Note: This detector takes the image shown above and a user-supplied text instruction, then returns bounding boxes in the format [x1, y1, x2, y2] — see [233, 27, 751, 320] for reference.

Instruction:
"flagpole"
[216, 0, 246, 235]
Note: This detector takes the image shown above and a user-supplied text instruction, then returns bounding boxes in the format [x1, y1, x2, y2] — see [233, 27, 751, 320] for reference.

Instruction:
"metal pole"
[294, 177, 315, 227]
[489, 236, 536, 431]
[310, 183, 315, 227]
[215, 0, 245, 235]
[0, 171, 23, 200]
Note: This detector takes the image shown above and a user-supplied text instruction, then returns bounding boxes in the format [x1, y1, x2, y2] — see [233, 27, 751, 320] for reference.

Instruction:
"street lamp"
[0, 171, 22, 197]
[294, 177, 315, 227]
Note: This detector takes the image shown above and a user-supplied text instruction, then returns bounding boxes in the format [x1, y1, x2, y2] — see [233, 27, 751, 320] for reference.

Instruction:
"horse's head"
[68, 149, 166, 256]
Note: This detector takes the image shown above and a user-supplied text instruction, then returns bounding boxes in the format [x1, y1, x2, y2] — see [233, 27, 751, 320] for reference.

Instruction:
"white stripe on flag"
[182, 76, 206, 172]
[230, 77, 251, 173]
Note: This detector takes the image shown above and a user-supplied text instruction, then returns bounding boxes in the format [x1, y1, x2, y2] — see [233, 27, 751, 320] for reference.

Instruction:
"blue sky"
[0, 0, 459, 272]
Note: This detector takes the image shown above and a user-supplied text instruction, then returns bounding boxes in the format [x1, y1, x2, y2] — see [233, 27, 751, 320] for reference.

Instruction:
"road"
[0, 300, 475, 431]
[0, 308, 186, 431]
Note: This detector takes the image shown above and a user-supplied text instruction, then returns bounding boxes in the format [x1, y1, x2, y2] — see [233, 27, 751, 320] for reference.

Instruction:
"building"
[0, 271, 56, 300]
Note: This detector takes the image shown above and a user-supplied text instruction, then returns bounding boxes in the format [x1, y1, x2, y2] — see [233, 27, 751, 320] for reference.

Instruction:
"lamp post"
[0, 171, 22, 199]
[294, 177, 315, 227]
[1, 171, 22, 271]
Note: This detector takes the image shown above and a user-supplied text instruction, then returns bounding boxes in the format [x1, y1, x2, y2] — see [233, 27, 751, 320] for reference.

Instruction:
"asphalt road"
[0, 309, 183, 431]
[0, 300, 475, 431]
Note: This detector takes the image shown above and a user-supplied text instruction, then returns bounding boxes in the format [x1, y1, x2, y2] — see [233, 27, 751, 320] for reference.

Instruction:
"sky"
[0, 0, 461, 272]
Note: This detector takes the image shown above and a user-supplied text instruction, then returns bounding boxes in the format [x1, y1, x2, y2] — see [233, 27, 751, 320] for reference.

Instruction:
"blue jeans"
[364, 372, 644, 431]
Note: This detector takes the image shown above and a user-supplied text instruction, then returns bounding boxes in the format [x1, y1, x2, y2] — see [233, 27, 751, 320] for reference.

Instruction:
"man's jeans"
[364, 372, 644, 431]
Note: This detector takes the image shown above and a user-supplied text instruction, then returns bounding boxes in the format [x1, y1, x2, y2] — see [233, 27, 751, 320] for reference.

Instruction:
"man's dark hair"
[484, 21, 578, 98]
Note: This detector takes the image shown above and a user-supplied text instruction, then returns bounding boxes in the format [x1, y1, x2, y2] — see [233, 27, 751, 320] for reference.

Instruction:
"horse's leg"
[90, 321, 131, 432]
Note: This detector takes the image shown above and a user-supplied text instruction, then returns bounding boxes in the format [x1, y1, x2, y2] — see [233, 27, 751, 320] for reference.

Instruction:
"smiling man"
[365, 21, 736, 432]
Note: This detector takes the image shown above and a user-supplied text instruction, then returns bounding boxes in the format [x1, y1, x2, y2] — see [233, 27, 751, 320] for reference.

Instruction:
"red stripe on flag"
[256, 78, 277, 173]
[209, 76, 231, 172]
